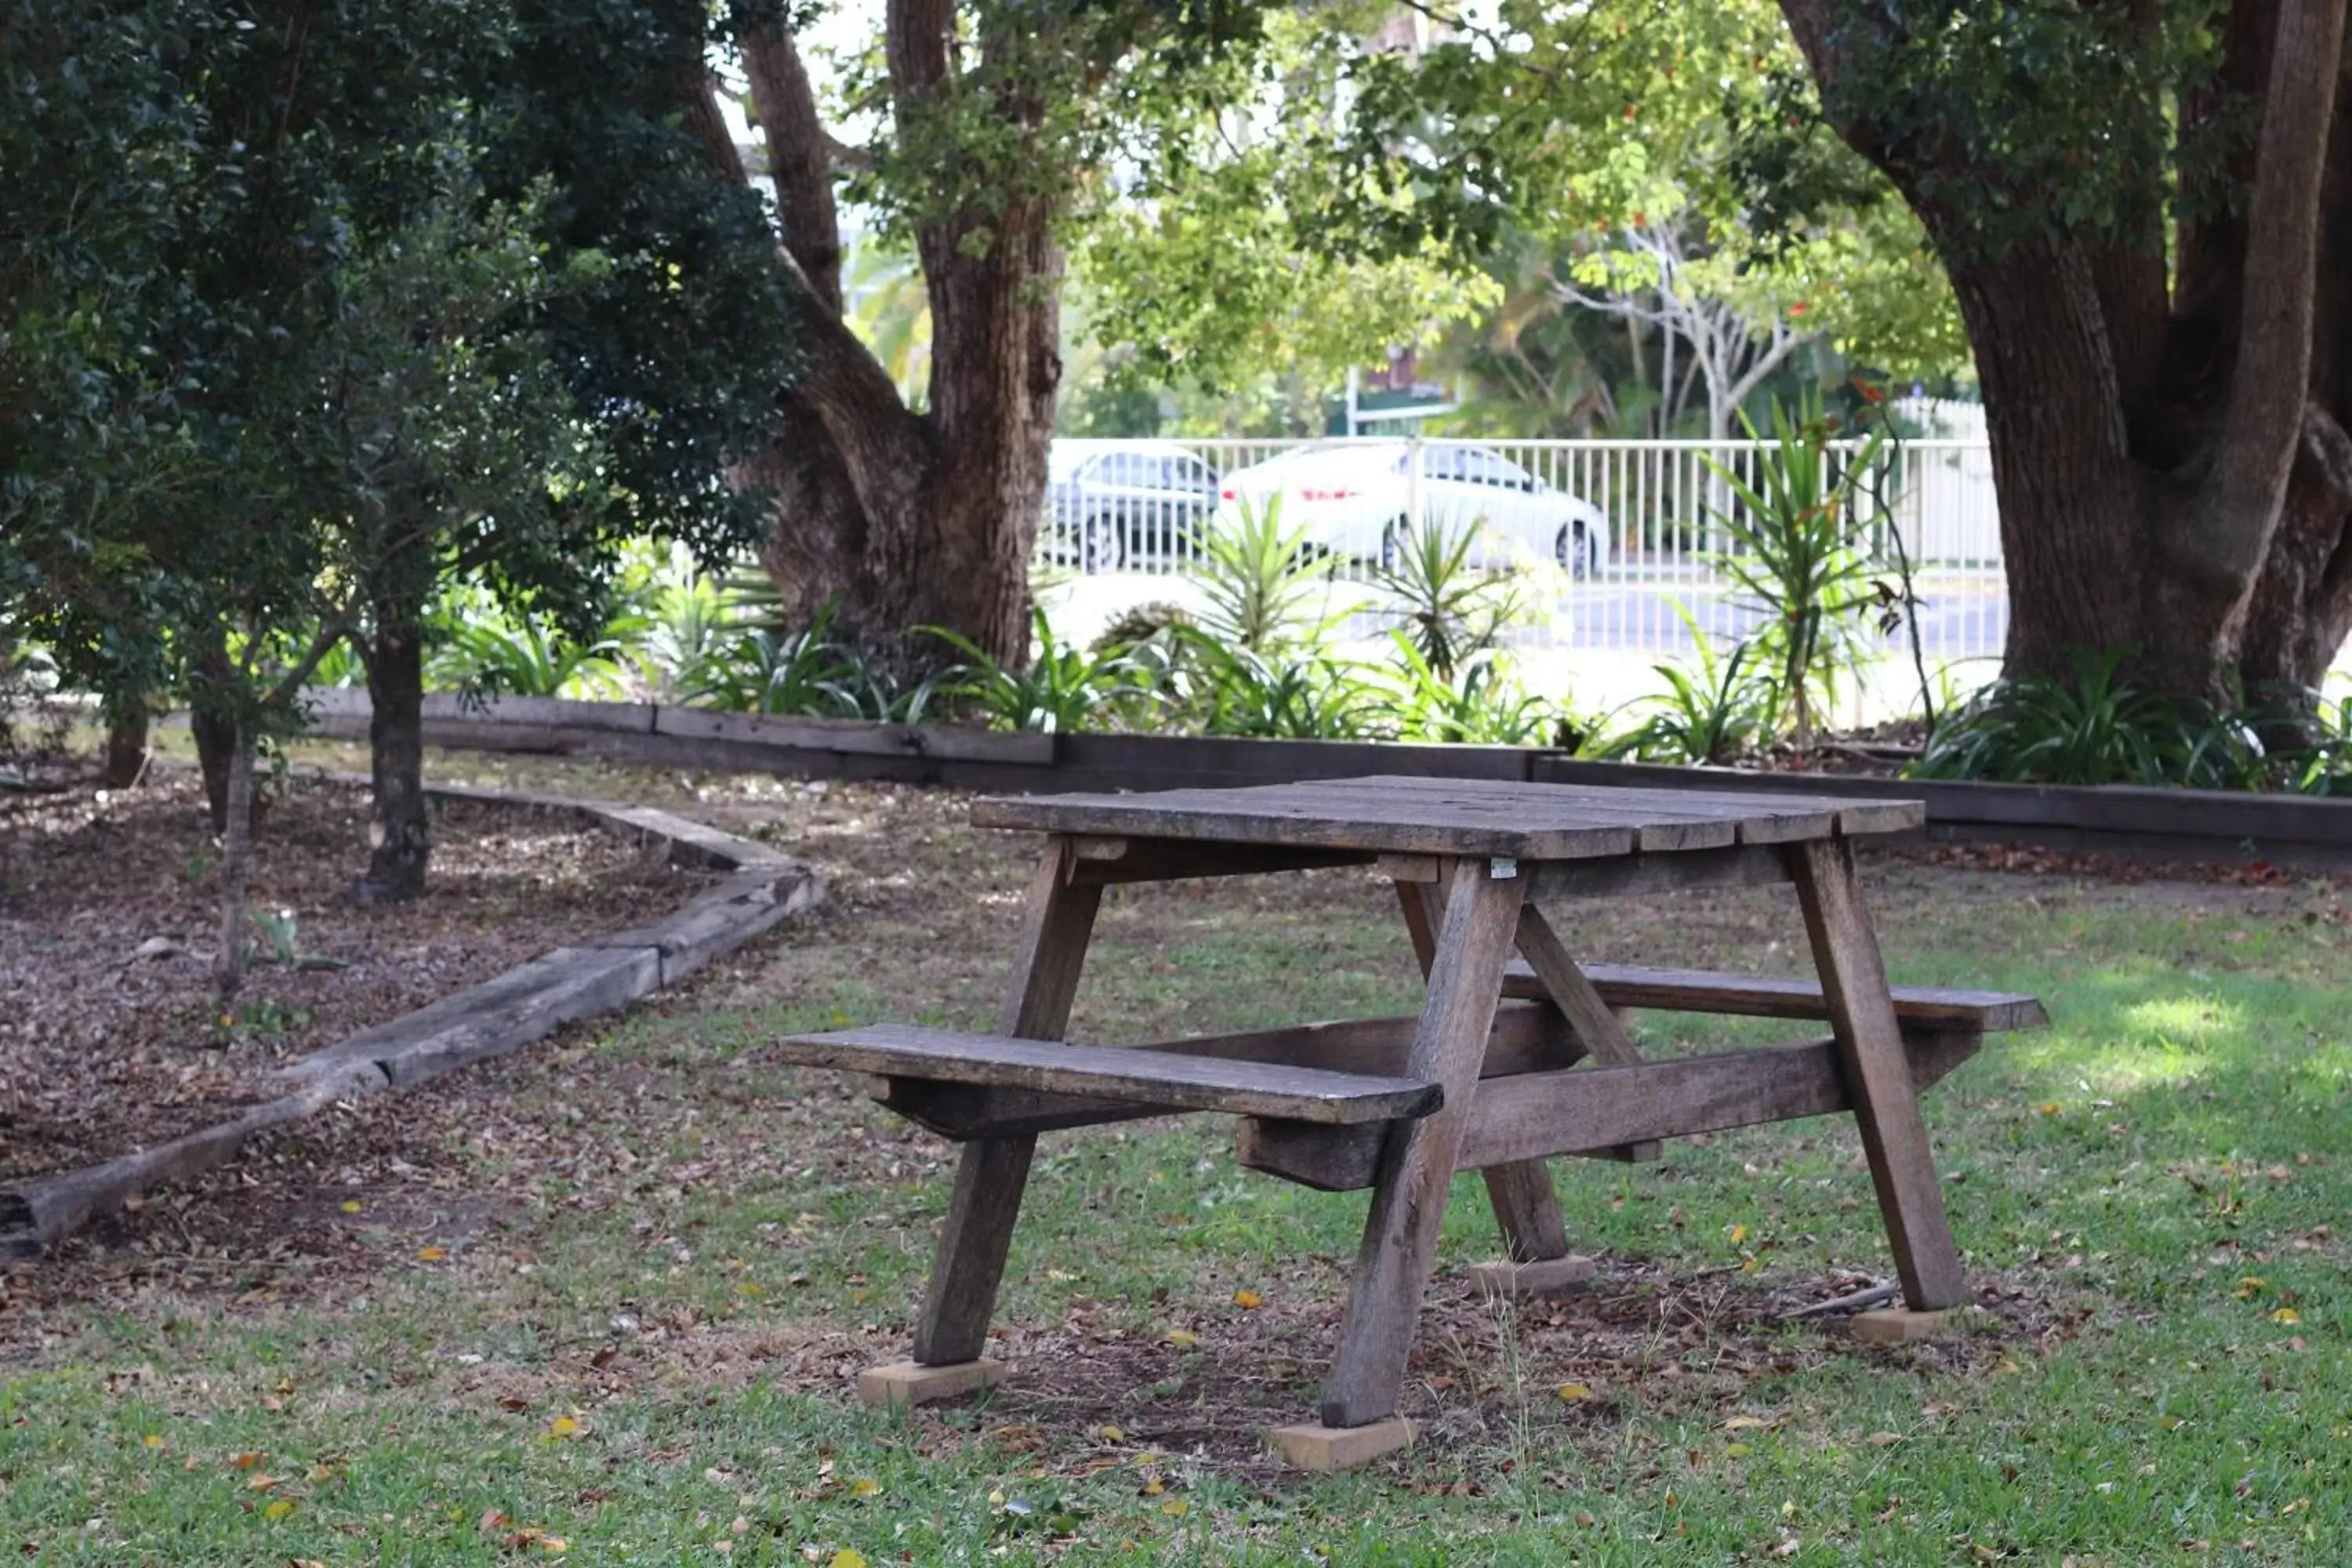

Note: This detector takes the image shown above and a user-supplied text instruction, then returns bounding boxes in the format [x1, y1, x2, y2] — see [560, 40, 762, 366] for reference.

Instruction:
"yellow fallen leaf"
[1728, 1224, 1750, 1245]
[2272, 1308, 2303, 1324]
[141, 1434, 165, 1449]
[1557, 1383, 1592, 1402]
[416, 1245, 448, 1263]
[1161, 1329, 1197, 1348]
[546, 1417, 581, 1439]
[1160, 1499, 1188, 1516]
[339, 1201, 361, 1214]
[829, 1552, 869, 1568]
[847, 1477, 883, 1497]
[2037, 1102, 2060, 1116]
[1723, 1415, 1767, 1431]
[1233, 1289, 1265, 1310]
[1725, 1443, 1752, 1457]
[538, 1537, 568, 1555]
[1094, 1425, 1126, 1444]
[1142, 1479, 1165, 1496]
[262, 1498, 296, 1521]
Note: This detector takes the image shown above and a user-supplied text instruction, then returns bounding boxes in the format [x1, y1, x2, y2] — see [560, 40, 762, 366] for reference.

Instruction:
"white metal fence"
[1040, 435, 2008, 666]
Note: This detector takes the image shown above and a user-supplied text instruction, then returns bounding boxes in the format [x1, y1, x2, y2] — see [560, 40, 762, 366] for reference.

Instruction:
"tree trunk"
[213, 724, 255, 1000]
[1781, 0, 2352, 706]
[358, 572, 430, 904]
[722, 19, 1062, 674]
[102, 700, 149, 789]
[191, 708, 237, 833]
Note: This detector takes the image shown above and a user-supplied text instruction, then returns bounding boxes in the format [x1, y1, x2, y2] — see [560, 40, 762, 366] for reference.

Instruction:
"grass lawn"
[3, 750, 2348, 1563]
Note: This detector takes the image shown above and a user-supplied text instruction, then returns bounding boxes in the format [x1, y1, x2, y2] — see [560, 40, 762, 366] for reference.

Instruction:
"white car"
[1215, 441, 1606, 578]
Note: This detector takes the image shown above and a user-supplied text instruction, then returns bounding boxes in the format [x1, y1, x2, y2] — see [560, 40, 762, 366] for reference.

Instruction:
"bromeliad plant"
[1704, 395, 1888, 749]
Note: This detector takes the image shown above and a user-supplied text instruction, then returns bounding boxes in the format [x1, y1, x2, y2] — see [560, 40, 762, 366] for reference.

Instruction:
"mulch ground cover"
[0, 766, 714, 1186]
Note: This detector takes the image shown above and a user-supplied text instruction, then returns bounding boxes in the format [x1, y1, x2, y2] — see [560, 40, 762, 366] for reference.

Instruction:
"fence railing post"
[1405, 434, 1425, 541]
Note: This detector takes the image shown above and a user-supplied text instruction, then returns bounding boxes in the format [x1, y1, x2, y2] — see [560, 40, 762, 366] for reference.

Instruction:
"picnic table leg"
[1315, 859, 1524, 1436]
[869, 837, 1101, 1404]
[1789, 838, 1968, 1316]
[1396, 882, 1577, 1287]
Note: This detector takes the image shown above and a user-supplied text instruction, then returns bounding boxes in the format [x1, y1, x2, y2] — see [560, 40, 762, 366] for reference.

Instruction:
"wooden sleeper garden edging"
[0, 785, 822, 1261]
[292, 688, 2352, 873]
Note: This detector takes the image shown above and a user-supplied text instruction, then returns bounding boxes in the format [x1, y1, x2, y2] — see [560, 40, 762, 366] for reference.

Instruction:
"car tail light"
[1299, 487, 1359, 502]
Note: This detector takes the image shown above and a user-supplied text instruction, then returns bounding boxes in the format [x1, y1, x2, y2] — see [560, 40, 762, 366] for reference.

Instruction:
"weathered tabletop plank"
[973, 775, 1922, 860]
[779, 1023, 1443, 1124]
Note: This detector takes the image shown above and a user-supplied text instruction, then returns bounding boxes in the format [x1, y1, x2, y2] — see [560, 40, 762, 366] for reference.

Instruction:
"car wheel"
[1555, 522, 1592, 581]
[1082, 513, 1124, 573]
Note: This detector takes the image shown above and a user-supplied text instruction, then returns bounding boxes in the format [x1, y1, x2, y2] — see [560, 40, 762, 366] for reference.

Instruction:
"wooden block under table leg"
[1466, 1255, 1595, 1299]
[1269, 1417, 1417, 1472]
[1849, 1308, 1951, 1345]
[856, 1358, 1007, 1406]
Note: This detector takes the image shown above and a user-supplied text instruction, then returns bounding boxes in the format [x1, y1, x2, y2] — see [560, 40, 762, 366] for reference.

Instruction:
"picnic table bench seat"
[775, 1022, 1444, 1125]
[1508, 961, 2049, 1033]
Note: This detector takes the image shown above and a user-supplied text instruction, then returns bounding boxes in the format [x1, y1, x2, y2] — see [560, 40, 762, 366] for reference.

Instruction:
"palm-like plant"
[1704, 395, 1888, 748]
[1196, 495, 1347, 655]
[1370, 515, 1527, 682]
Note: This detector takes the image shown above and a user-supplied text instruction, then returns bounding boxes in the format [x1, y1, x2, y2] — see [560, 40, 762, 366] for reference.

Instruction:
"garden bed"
[0, 768, 717, 1187]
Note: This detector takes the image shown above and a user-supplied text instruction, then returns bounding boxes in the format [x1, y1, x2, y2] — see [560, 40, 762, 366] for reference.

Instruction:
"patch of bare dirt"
[0, 767, 714, 1184]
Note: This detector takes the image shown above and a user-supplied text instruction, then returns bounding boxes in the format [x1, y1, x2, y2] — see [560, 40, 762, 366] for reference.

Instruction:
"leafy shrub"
[926, 608, 1160, 733]
[1090, 601, 1196, 656]
[1381, 633, 1561, 746]
[426, 611, 631, 701]
[1185, 635, 1383, 740]
[679, 603, 862, 717]
[1704, 396, 1887, 746]
[1609, 621, 1777, 766]
[1913, 647, 2264, 787]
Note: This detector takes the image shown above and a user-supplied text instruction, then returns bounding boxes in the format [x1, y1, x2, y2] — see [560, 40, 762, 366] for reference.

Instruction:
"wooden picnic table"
[778, 775, 2043, 1469]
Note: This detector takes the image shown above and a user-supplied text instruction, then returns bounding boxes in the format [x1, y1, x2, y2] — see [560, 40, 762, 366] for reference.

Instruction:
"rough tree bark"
[1782, 0, 2352, 706]
[213, 725, 255, 999]
[101, 701, 148, 789]
[708, 4, 1065, 672]
[357, 568, 430, 905]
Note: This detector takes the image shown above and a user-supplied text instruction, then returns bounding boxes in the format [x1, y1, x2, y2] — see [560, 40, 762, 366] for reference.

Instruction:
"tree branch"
[742, 27, 846, 311]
